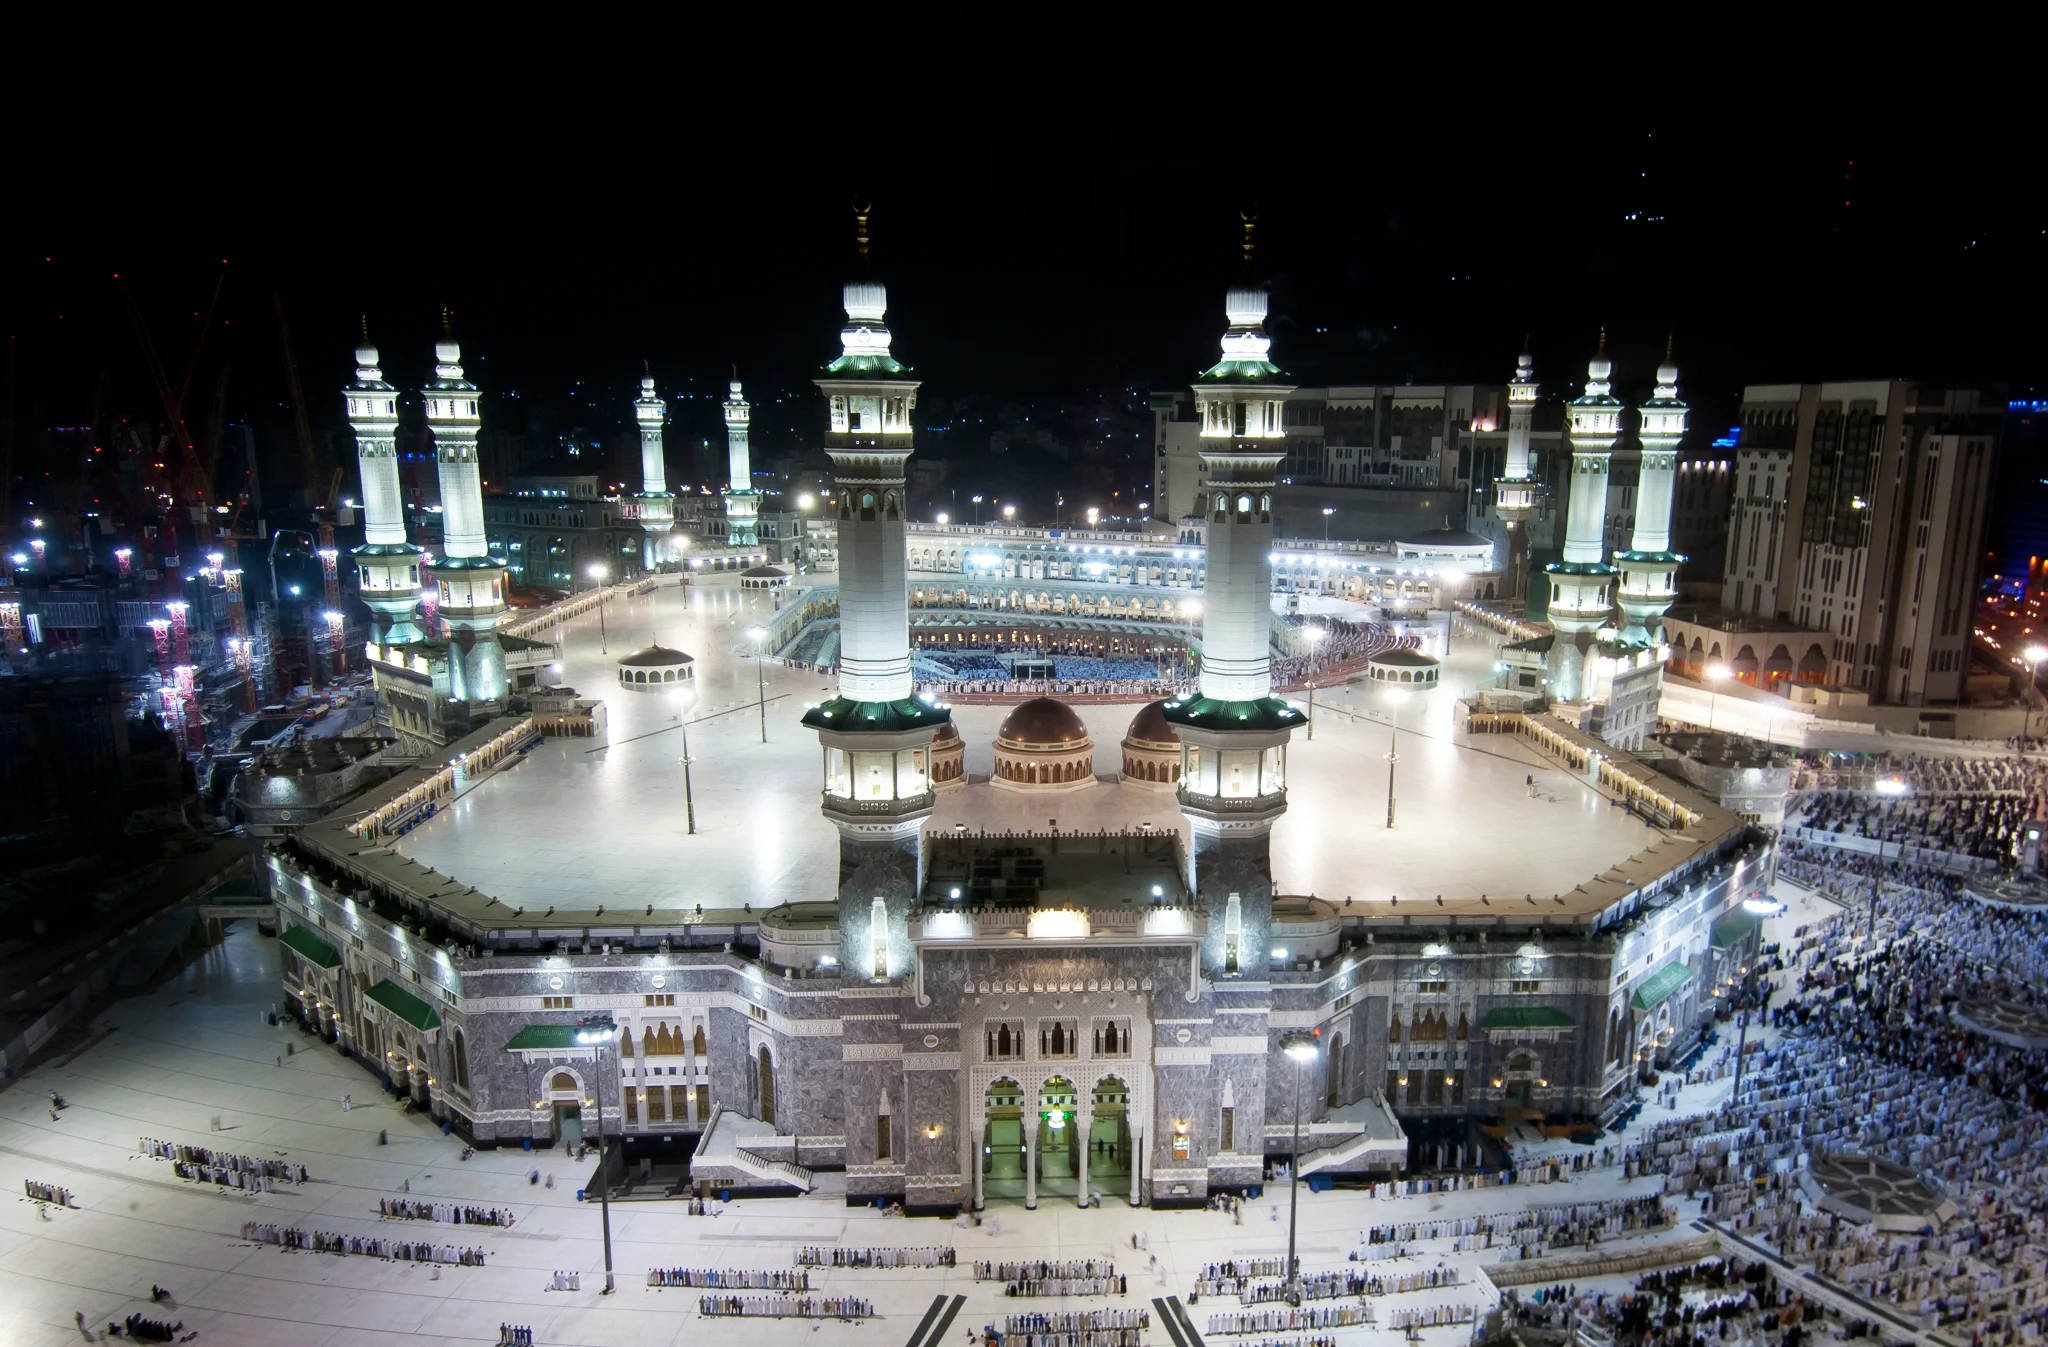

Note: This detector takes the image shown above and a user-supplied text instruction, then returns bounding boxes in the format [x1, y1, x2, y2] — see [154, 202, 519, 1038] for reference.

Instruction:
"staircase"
[1297, 1129, 1400, 1176]
[732, 1147, 814, 1192]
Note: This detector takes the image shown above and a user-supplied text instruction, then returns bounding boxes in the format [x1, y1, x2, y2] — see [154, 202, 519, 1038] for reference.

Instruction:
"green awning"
[363, 978, 441, 1031]
[1711, 908, 1763, 950]
[504, 1025, 583, 1052]
[278, 924, 340, 970]
[1630, 960, 1693, 1012]
[1480, 1006, 1574, 1030]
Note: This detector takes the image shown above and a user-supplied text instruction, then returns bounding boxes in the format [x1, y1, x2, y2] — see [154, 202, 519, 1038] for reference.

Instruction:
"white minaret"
[345, 325, 424, 645]
[634, 371, 672, 570]
[1162, 213, 1304, 986]
[800, 209, 949, 1205]
[1492, 350, 1539, 601]
[1616, 343, 1687, 645]
[422, 316, 506, 703]
[802, 207, 949, 987]
[1545, 334, 1622, 636]
[722, 376, 758, 547]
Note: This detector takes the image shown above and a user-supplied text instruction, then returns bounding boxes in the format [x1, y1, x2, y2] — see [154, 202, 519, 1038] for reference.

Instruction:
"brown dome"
[933, 720, 961, 743]
[997, 696, 1089, 746]
[1125, 699, 1180, 746]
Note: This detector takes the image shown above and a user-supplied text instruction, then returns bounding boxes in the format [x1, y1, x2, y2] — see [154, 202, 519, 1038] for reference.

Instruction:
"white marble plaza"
[392, 578, 1657, 913]
[0, 887, 1837, 1347]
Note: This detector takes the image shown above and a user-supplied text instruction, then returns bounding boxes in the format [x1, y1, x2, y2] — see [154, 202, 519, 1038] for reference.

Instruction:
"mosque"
[266, 216, 1764, 1214]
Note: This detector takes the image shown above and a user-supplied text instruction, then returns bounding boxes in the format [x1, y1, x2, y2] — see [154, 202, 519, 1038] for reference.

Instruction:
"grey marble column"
[1024, 1114, 1038, 1209]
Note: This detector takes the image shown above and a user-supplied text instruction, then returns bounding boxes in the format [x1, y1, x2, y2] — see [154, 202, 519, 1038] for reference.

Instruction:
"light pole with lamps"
[1281, 1031, 1319, 1306]
[673, 687, 698, 834]
[1002, 503, 1016, 523]
[573, 1016, 619, 1293]
[1867, 775, 1908, 939]
[1303, 625, 1325, 739]
[588, 563, 610, 653]
[747, 626, 768, 743]
[1321, 506, 1335, 540]
[2023, 646, 2047, 750]
[971, 494, 983, 526]
[1380, 687, 1409, 828]
[1704, 662, 1730, 732]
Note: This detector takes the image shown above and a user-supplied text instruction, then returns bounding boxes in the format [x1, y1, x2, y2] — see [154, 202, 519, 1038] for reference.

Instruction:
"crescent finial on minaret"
[441, 308, 453, 338]
[852, 197, 872, 260]
[1596, 325, 1606, 357]
[1665, 333, 1674, 362]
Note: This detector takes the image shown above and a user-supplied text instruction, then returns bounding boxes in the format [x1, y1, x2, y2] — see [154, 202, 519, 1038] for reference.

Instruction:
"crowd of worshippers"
[1796, 752, 2044, 798]
[1621, 883, 2048, 1345]
[240, 1221, 487, 1266]
[1269, 617, 1410, 686]
[1789, 788, 2038, 867]
[139, 1138, 306, 1185]
[376, 1198, 514, 1226]
[1501, 1256, 1872, 1347]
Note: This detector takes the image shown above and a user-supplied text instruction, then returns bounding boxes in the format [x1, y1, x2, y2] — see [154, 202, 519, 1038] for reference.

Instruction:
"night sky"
[9, 123, 2043, 468]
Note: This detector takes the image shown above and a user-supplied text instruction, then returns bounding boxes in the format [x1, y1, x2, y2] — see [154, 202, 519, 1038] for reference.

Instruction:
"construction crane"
[274, 294, 348, 684]
[115, 271, 225, 515]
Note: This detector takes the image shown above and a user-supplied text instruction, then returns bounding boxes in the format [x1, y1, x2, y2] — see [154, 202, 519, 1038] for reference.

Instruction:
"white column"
[1024, 1111, 1038, 1209]
[1129, 1124, 1143, 1206]
[1076, 1107, 1092, 1208]
[425, 337, 488, 560]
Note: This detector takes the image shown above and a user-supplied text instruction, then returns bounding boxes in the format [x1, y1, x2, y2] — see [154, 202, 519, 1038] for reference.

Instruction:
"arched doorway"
[1326, 1031, 1346, 1109]
[981, 1077, 1025, 1202]
[1502, 1052, 1536, 1113]
[547, 1069, 584, 1148]
[757, 1046, 776, 1125]
[1090, 1076, 1131, 1188]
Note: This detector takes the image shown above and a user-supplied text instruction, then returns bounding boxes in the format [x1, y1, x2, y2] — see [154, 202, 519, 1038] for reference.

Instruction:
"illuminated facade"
[423, 326, 508, 705]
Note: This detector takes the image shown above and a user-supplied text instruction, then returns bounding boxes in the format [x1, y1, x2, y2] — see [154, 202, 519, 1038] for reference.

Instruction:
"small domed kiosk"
[616, 643, 695, 691]
[1120, 699, 1182, 791]
[740, 563, 789, 592]
[930, 719, 966, 791]
[1366, 645, 1440, 689]
[991, 696, 1096, 793]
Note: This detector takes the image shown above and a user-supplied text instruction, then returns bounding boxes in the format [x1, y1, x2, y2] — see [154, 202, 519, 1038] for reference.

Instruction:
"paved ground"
[393, 577, 1656, 911]
[0, 880, 1843, 1345]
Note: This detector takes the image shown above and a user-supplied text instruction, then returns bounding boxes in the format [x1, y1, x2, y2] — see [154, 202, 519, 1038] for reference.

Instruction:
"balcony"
[917, 905, 1202, 943]
[1178, 787, 1287, 813]
[820, 790, 935, 816]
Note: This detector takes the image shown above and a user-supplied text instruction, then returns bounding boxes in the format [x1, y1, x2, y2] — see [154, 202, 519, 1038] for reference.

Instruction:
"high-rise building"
[1721, 381, 2002, 703]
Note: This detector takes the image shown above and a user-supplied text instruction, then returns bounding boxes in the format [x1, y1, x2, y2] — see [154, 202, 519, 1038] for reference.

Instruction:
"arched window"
[1237, 494, 1252, 515]
[860, 492, 877, 521]
[692, 1024, 707, 1056]
[550, 1072, 577, 1092]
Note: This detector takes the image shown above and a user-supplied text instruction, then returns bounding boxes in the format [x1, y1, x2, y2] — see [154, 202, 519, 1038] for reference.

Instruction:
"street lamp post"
[573, 1016, 619, 1294]
[1303, 625, 1325, 740]
[1704, 662, 1730, 732]
[1322, 506, 1335, 540]
[1381, 688, 1409, 828]
[971, 494, 983, 526]
[673, 689, 698, 835]
[588, 563, 610, 653]
[747, 626, 768, 743]
[2023, 646, 2047, 750]
[1281, 1031, 1318, 1306]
